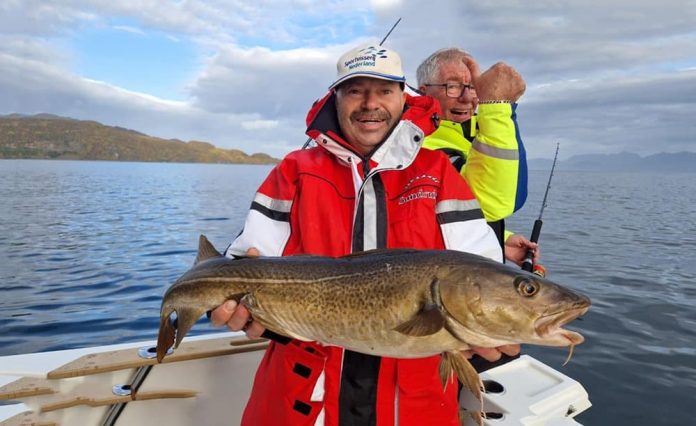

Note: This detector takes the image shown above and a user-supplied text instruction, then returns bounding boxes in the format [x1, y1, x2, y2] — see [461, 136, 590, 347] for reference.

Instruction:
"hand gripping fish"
[157, 236, 590, 421]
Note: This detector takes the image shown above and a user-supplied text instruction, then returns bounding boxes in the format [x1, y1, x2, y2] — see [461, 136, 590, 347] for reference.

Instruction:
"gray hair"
[416, 47, 472, 87]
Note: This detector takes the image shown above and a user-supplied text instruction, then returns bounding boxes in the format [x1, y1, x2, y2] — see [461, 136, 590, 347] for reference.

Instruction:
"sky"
[1, 0, 695, 160]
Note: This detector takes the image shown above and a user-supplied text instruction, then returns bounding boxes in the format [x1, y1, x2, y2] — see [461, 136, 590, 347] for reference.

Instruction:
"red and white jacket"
[226, 92, 502, 426]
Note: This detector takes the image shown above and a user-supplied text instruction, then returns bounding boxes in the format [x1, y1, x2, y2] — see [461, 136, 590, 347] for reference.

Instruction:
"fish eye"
[515, 276, 539, 297]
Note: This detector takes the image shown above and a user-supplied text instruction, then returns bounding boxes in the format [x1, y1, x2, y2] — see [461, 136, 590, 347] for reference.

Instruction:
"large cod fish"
[157, 235, 589, 413]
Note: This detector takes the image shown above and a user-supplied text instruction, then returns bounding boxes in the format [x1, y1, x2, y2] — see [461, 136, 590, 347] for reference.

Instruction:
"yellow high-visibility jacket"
[423, 102, 527, 224]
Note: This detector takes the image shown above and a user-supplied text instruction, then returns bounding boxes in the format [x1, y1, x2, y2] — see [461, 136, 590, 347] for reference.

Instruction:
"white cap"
[329, 44, 406, 90]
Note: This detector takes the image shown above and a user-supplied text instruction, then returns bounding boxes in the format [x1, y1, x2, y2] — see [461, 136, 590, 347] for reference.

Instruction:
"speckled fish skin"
[156, 235, 590, 364]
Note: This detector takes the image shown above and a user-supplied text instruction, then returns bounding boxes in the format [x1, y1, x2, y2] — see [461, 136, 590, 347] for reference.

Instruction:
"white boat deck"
[0, 333, 590, 425]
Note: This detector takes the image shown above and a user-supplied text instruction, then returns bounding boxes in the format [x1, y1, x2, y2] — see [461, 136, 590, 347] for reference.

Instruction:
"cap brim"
[329, 72, 406, 90]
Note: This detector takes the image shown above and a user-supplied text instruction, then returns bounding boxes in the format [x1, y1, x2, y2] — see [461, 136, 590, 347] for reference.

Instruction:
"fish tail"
[156, 305, 208, 362]
[156, 306, 176, 363]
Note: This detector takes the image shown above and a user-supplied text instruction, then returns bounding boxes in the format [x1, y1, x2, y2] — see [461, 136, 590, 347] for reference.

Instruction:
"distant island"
[0, 114, 279, 164]
[528, 151, 695, 173]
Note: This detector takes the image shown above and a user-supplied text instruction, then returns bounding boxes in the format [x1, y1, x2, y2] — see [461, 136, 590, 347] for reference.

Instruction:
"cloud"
[370, 0, 402, 11]
[189, 44, 350, 119]
[112, 25, 145, 36]
[0, 0, 694, 161]
[375, 0, 696, 158]
[241, 120, 280, 130]
[0, 34, 308, 158]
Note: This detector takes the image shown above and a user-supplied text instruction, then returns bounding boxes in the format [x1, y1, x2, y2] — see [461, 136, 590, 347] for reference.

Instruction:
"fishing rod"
[379, 17, 402, 45]
[521, 142, 560, 273]
[300, 18, 403, 150]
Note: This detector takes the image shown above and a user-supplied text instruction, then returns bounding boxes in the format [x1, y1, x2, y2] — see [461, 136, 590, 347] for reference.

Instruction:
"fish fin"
[156, 305, 208, 362]
[195, 235, 222, 265]
[156, 307, 176, 363]
[459, 409, 484, 426]
[173, 306, 208, 348]
[440, 351, 483, 409]
[393, 304, 446, 336]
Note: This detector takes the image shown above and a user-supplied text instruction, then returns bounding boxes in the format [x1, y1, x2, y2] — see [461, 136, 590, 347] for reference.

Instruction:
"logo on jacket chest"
[398, 174, 439, 205]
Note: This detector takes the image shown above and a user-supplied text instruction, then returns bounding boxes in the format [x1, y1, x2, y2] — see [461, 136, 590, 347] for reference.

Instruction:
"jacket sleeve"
[225, 157, 297, 258]
[463, 103, 528, 222]
[436, 157, 503, 262]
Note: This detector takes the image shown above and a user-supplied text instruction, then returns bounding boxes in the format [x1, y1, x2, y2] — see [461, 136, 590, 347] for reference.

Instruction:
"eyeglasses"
[423, 83, 474, 98]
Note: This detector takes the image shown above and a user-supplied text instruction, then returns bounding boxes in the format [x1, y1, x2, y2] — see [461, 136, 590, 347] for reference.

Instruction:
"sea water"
[1, 159, 694, 425]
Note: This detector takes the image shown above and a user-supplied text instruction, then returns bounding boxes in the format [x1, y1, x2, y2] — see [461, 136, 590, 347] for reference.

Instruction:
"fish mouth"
[534, 306, 589, 346]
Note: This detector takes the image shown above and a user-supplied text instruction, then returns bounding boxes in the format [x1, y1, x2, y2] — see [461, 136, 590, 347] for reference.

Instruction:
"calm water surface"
[1, 159, 695, 425]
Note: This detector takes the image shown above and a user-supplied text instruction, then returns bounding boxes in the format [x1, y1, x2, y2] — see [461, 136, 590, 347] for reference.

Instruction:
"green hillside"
[0, 114, 279, 164]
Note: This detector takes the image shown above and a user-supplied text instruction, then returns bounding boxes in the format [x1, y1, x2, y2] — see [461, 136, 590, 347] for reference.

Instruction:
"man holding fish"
[202, 44, 556, 425]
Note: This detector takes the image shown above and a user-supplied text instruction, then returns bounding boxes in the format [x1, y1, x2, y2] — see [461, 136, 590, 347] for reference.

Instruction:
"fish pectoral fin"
[440, 351, 483, 407]
[393, 304, 446, 337]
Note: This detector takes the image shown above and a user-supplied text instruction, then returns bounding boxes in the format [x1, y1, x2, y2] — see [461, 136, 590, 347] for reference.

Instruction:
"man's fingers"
[462, 55, 481, 81]
[227, 304, 251, 331]
[210, 300, 259, 335]
[244, 321, 266, 339]
[472, 347, 502, 362]
[461, 349, 474, 359]
[246, 247, 260, 257]
[210, 300, 238, 327]
[498, 344, 521, 357]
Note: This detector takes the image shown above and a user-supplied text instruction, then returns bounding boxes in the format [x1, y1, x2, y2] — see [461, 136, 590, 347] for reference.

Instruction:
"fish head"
[439, 259, 590, 348]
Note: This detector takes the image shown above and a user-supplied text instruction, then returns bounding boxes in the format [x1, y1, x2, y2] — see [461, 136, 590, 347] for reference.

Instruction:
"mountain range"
[528, 151, 695, 172]
[0, 114, 278, 164]
[2, 114, 692, 171]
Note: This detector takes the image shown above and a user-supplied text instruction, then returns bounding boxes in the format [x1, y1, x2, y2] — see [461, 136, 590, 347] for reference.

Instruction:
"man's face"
[335, 77, 406, 155]
[420, 60, 478, 123]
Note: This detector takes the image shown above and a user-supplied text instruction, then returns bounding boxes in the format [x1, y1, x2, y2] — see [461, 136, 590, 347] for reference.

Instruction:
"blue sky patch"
[65, 18, 200, 100]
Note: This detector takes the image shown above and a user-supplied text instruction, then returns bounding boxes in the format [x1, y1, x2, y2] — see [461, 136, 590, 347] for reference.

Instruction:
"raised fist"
[474, 62, 526, 102]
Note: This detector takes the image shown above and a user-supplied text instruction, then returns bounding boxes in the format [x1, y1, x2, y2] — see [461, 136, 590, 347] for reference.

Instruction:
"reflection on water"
[507, 169, 696, 425]
[1, 160, 272, 355]
[1, 160, 695, 425]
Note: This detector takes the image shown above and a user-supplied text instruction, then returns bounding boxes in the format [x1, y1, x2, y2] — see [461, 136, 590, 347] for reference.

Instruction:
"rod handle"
[521, 219, 543, 272]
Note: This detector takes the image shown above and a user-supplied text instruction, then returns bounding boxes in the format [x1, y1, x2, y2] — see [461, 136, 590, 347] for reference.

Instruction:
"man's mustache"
[351, 110, 391, 121]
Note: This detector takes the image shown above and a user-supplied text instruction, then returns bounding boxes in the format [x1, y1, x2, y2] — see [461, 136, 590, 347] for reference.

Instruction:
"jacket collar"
[428, 118, 475, 145]
[305, 92, 441, 172]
